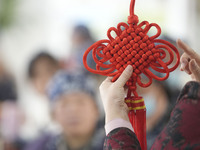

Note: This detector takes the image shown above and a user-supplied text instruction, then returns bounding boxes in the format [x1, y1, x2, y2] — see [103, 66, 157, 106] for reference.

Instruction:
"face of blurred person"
[71, 26, 91, 47]
[53, 92, 99, 138]
[32, 58, 58, 94]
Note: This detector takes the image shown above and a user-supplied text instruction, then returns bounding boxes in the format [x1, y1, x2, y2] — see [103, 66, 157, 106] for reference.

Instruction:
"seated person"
[61, 25, 96, 72]
[25, 71, 105, 150]
[0, 62, 25, 150]
[25, 52, 60, 141]
[100, 39, 200, 149]
[138, 81, 170, 149]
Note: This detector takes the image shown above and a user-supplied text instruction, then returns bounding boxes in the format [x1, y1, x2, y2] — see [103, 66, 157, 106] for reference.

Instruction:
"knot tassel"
[125, 97, 147, 150]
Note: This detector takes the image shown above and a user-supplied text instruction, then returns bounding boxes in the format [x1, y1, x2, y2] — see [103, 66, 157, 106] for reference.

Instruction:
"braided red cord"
[83, 0, 180, 149]
[83, 20, 180, 96]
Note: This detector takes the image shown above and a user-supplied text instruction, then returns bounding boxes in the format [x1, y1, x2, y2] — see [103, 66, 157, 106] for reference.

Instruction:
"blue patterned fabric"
[47, 70, 97, 103]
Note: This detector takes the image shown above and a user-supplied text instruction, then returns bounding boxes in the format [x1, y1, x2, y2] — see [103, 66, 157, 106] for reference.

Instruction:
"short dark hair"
[0, 76, 17, 101]
[73, 25, 92, 40]
[28, 52, 58, 78]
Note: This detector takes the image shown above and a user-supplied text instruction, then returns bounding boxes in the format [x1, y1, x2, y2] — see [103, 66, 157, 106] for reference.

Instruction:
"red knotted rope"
[83, 0, 180, 150]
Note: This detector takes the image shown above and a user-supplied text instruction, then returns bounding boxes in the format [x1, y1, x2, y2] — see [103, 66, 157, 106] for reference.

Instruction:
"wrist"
[105, 109, 130, 124]
[105, 118, 134, 135]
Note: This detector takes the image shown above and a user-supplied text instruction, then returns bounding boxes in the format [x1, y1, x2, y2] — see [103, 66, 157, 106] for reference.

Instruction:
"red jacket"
[104, 81, 200, 150]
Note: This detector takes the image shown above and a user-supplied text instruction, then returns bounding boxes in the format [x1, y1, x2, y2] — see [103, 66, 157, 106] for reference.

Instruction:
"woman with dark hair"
[0, 60, 25, 150]
[28, 52, 60, 94]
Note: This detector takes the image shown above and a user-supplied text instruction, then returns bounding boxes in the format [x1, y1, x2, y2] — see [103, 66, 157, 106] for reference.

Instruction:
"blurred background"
[0, 0, 199, 149]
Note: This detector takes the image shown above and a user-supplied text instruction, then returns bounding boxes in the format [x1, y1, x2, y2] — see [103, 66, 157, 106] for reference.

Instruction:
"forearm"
[104, 127, 141, 150]
[105, 106, 130, 124]
[151, 81, 200, 149]
[105, 118, 134, 135]
[104, 116, 141, 149]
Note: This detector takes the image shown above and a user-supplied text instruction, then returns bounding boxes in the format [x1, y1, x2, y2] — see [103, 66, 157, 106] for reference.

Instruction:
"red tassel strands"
[125, 97, 147, 149]
[83, 0, 180, 150]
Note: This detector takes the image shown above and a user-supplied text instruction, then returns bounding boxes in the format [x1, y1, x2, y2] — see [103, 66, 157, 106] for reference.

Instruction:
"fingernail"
[180, 63, 186, 71]
[177, 39, 182, 47]
[126, 65, 132, 71]
[180, 60, 187, 70]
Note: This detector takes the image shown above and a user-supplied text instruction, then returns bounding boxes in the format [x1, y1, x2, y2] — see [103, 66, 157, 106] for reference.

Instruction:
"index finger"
[177, 39, 200, 64]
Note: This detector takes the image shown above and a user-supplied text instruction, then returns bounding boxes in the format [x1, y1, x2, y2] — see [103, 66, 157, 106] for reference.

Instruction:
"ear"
[95, 104, 100, 119]
[93, 100, 100, 122]
[50, 108, 55, 119]
[49, 102, 58, 122]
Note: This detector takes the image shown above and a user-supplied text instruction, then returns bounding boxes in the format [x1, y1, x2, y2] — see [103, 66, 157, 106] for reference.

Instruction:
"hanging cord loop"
[128, 0, 139, 24]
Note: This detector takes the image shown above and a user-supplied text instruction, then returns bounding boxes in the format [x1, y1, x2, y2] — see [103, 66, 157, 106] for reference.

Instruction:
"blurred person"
[28, 51, 60, 95]
[62, 25, 96, 72]
[137, 81, 170, 149]
[1, 101, 25, 150]
[140, 36, 182, 149]
[0, 60, 25, 150]
[25, 71, 105, 150]
[100, 39, 200, 149]
[138, 81, 169, 133]
[137, 80, 180, 149]
[22, 51, 61, 143]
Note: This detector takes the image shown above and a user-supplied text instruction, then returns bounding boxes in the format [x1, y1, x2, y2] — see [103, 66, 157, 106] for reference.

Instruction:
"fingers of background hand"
[189, 59, 200, 82]
[115, 65, 133, 87]
[180, 53, 192, 74]
[180, 53, 189, 70]
[177, 39, 200, 64]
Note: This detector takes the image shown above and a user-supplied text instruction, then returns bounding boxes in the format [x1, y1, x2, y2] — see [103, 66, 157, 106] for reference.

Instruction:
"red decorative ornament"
[83, 0, 180, 149]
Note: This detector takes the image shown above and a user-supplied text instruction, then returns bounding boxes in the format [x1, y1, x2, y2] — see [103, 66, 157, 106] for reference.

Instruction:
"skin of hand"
[177, 39, 200, 82]
[99, 65, 133, 124]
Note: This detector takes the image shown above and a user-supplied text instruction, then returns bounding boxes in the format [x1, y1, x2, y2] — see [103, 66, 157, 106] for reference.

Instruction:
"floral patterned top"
[104, 81, 200, 150]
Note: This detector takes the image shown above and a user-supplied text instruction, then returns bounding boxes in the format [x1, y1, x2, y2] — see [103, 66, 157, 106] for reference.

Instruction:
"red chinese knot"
[83, 0, 180, 149]
[83, 0, 180, 97]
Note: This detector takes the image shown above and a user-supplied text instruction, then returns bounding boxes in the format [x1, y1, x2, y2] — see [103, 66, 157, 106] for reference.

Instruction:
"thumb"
[115, 65, 133, 87]
[189, 59, 200, 82]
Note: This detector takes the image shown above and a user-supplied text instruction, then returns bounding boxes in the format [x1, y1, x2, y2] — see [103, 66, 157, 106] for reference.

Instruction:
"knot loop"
[128, 15, 139, 24]
[83, 1, 180, 99]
